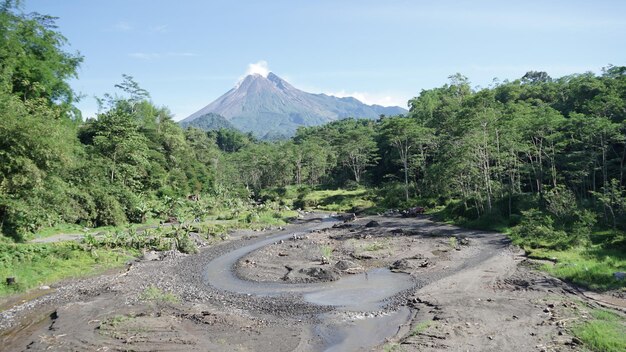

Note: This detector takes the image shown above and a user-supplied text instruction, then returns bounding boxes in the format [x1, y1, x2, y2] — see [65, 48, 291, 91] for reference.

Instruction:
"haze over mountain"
[181, 72, 407, 138]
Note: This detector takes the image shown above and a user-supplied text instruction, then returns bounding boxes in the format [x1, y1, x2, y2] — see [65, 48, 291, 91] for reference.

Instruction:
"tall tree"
[336, 120, 379, 184]
[0, 1, 82, 107]
[380, 116, 434, 201]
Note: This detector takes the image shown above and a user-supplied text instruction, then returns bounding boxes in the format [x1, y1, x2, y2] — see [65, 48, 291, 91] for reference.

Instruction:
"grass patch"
[1, 201, 298, 298]
[434, 205, 625, 292]
[31, 218, 163, 241]
[320, 245, 333, 260]
[590, 309, 622, 321]
[31, 223, 89, 240]
[362, 241, 388, 252]
[139, 285, 179, 303]
[297, 188, 375, 212]
[240, 209, 297, 228]
[98, 313, 146, 338]
[410, 320, 432, 336]
[0, 242, 133, 296]
[0, 193, 304, 299]
[572, 308, 626, 352]
[101, 314, 133, 328]
[525, 246, 626, 291]
[382, 343, 403, 352]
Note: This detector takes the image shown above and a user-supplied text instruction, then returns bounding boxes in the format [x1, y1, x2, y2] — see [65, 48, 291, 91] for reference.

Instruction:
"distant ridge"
[179, 112, 235, 131]
[181, 72, 407, 138]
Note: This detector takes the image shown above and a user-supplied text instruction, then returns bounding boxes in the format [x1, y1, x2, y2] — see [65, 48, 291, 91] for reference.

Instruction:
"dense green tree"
[90, 107, 149, 189]
[333, 119, 379, 184]
[0, 1, 82, 108]
[380, 117, 434, 200]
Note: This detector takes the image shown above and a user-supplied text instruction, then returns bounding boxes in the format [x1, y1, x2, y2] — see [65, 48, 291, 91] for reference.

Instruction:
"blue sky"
[26, 0, 626, 120]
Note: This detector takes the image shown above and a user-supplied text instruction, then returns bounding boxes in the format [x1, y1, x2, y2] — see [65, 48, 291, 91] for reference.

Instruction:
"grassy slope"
[300, 188, 375, 212]
[0, 242, 134, 296]
[0, 205, 297, 297]
[572, 308, 626, 352]
[525, 246, 626, 291]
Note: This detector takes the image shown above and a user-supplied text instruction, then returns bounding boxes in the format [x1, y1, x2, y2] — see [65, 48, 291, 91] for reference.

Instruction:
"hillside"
[179, 112, 235, 131]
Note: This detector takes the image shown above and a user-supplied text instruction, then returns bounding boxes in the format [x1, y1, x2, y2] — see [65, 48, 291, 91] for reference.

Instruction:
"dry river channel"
[204, 216, 414, 351]
[2, 214, 625, 351]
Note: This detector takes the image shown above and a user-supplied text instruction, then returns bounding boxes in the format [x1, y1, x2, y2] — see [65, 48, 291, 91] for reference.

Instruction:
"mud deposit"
[1, 214, 625, 351]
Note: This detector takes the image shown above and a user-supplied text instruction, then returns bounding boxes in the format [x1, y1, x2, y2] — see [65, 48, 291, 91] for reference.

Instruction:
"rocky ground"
[1, 215, 624, 351]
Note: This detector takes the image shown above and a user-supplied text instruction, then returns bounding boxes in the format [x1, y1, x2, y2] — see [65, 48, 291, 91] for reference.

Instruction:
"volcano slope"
[1, 215, 624, 351]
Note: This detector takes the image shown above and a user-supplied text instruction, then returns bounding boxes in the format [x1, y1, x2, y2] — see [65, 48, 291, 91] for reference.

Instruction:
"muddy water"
[204, 217, 414, 351]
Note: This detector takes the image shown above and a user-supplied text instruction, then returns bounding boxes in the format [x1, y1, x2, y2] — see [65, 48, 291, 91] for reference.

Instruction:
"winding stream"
[203, 216, 415, 351]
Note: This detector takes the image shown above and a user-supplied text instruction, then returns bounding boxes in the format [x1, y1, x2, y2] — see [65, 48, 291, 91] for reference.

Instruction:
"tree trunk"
[403, 156, 409, 202]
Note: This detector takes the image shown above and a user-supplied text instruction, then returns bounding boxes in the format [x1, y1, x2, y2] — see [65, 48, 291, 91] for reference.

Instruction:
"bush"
[511, 209, 570, 249]
[67, 188, 97, 226]
[376, 182, 406, 209]
[93, 192, 127, 227]
[176, 233, 198, 254]
[0, 199, 34, 241]
[245, 211, 260, 223]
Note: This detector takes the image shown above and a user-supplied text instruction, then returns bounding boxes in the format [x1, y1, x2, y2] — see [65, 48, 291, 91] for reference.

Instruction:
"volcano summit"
[181, 72, 407, 139]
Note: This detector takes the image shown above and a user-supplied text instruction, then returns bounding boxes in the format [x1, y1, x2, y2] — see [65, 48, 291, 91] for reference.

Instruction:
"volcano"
[181, 72, 407, 139]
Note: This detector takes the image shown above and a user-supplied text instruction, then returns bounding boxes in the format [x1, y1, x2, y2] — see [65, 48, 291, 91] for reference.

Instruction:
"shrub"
[139, 285, 179, 303]
[511, 209, 570, 249]
[176, 233, 198, 254]
[93, 192, 127, 227]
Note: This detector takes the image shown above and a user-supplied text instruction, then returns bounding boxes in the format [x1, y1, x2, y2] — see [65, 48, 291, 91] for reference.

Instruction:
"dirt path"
[29, 233, 86, 243]
[2, 215, 624, 351]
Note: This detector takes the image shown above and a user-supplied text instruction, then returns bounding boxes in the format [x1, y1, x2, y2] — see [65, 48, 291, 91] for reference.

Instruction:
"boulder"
[390, 259, 412, 271]
[141, 250, 162, 261]
[299, 267, 340, 281]
[365, 220, 380, 228]
[337, 213, 357, 222]
[401, 207, 426, 218]
[335, 260, 360, 271]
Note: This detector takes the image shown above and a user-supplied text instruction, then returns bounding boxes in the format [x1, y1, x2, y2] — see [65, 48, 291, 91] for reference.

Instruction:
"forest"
[1, 2, 625, 290]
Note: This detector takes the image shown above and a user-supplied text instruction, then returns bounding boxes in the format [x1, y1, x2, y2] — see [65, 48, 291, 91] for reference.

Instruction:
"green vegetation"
[297, 188, 375, 212]
[139, 285, 179, 303]
[362, 241, 388, 252]
[98, 313, 145, 338]
[409, 320, 432, 336]
[525, 246, 626, 291]
[101, 314, 134, 329]
[319, 245, 333, 260]
[382, 343, 402, 352]
[260, 186, 376, 213]
[572, 308, 626, 352]
[448, 237, 458, 249]
[0, 195, 298, 296]
[0, 242, 132, 296]
[31, 224, 90, 240]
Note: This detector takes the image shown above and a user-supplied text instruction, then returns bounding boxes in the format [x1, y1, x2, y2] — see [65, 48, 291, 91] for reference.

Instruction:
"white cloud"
[129, 52, 160, 60]
[112, 21, 133, 32]
[166, 52, 197, 57]
[245, 60, 270, 77]
[327, 90, 409, 108]
[150, 25, 169, 33]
